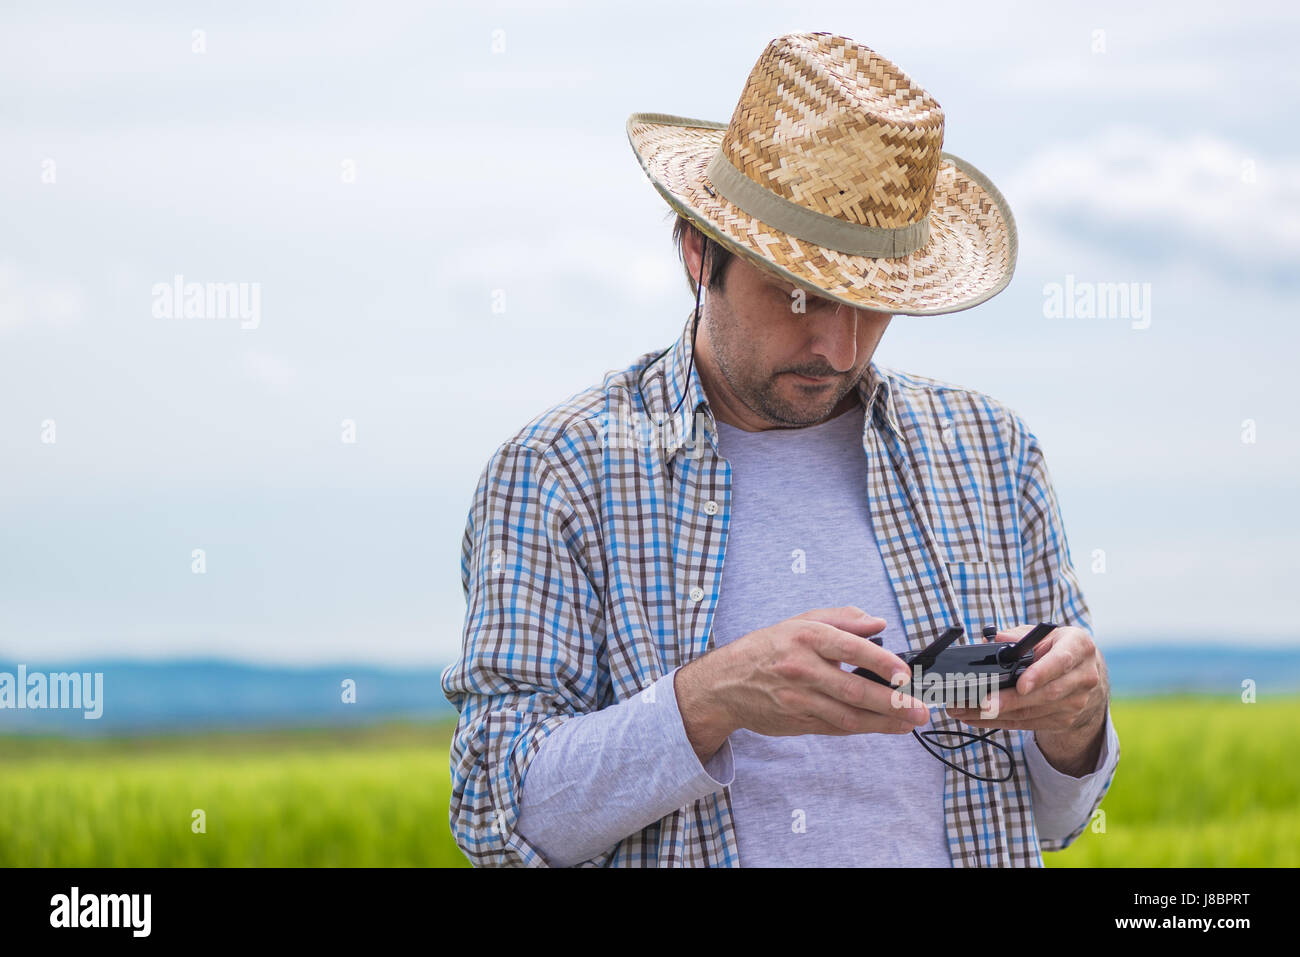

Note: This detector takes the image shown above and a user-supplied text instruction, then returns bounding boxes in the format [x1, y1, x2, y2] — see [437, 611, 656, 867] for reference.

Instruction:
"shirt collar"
[633, 309, 716, 458]
[662, 308, 711, 428]
[857, 359, 904, 439]
[638, 309, 903, 459]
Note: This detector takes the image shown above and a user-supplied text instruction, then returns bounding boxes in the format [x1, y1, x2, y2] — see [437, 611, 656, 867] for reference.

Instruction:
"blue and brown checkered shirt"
[441, 309, 1116, 866]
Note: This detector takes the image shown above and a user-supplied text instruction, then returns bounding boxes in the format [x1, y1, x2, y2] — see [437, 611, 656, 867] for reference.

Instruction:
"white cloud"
[430, 229, 679, 300]
[996, 57, 1224, 97]
[1009, 126, 1300, 267]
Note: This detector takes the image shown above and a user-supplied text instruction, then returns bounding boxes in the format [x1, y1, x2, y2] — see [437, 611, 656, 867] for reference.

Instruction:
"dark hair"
[671, 214, 734, 297]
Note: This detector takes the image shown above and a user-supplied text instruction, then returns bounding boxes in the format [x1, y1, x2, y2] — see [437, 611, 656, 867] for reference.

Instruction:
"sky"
[1, 1, 1298, 666]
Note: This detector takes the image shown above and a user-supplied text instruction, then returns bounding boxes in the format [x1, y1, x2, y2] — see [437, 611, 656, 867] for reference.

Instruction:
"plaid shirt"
[442, 309, 1116, 867]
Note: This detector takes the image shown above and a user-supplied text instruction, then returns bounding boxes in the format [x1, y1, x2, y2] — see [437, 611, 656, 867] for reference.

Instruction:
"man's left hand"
[946, 624, 1109, 777]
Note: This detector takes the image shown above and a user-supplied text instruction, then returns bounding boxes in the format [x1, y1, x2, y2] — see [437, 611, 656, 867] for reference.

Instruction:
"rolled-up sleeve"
[441, 440, 606, 867]
[1012, 414, 1120, 852]
[1026, 707, 1120, 844]
[515, 666, 734, 867]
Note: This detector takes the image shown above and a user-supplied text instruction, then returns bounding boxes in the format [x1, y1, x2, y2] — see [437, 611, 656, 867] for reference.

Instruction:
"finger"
[1012, 631, 1086, 695]
[803, 656, 931, 719]
[796, 688, 929, 736]
[949, 703, 1061, 724]
[994, 626, 1062, 672]
[803, 620, 912, 686]
[985, 687, 1027, 716]
[949, 698, 1064, 720]
[947, 704, 1087, 732]
[794, 605, 887, 638]
[992, 623, 1033, 643]
[953, 664, 1089, 717]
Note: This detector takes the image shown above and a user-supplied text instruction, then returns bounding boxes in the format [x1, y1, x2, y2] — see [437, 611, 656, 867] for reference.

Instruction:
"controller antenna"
[995, 622, 1058, 666]
[912, 625, 964, 671]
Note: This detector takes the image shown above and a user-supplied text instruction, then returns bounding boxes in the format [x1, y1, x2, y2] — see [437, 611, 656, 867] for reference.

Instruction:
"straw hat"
[626, 32, 1018, 316]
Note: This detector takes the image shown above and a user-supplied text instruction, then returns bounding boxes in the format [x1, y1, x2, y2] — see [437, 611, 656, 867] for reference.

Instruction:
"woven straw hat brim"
[627, 112, 1018, 317]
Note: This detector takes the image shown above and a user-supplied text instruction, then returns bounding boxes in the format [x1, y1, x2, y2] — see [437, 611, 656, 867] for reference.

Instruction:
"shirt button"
[689, 586, 705, 603]
[703, 500, 719, 516]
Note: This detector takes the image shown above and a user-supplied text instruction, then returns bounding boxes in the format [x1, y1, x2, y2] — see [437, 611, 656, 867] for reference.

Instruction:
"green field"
[0, 722, 469, 868]
[1046, 696, 1300, 867]
[1, 696, 1294, 867]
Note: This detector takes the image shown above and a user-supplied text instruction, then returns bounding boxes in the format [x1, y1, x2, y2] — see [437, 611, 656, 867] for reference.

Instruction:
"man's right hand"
[674, 606, 932, 764]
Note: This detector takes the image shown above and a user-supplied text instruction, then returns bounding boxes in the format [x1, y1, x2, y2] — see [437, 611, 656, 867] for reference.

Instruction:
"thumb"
[993, 623, 1034, 643]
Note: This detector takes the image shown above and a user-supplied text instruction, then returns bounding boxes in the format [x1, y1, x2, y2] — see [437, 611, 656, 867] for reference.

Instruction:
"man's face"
[690, 235, 893, 429]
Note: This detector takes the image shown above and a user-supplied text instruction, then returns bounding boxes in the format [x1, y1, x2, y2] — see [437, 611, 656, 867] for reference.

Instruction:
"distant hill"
[1, 644, 1297, 736]
[0, 659, 454, 736]
[1102, 644, 1300, 697]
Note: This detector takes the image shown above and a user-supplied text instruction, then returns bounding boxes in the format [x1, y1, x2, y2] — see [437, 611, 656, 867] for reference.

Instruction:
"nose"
[808, 303, 860, 373]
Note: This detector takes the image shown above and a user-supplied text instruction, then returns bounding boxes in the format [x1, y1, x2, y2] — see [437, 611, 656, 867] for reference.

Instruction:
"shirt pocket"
[942, 558, 1019, 637]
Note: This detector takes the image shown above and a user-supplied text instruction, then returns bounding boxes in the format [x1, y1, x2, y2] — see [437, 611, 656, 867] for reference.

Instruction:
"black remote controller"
[852, 622, 1058, 709]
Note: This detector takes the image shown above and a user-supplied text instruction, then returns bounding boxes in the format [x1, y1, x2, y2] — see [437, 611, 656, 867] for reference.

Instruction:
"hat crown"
[713, 33, 945, 231]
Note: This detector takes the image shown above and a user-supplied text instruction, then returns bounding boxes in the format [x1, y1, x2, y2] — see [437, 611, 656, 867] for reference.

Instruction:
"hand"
[946, 623, 1109, 776]
[675, 606, 932, 763]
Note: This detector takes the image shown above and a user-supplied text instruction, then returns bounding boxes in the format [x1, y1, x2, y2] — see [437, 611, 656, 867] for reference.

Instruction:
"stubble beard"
[707, 319, 864, 428]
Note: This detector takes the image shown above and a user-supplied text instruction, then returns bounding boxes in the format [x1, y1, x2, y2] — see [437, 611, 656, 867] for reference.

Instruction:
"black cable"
[912, 726, 1017, 784]
[638, 235, 707, 417]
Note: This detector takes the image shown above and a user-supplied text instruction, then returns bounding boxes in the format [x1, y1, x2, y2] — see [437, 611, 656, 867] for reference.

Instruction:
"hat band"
[704, 149, 930, 258]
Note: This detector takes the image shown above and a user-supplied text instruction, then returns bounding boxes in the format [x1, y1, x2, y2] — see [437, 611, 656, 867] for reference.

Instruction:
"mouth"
[786, 372, 839, 387]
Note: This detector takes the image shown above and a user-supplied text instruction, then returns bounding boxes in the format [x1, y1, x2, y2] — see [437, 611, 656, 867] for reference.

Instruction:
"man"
[442, 32, 1118, 867]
